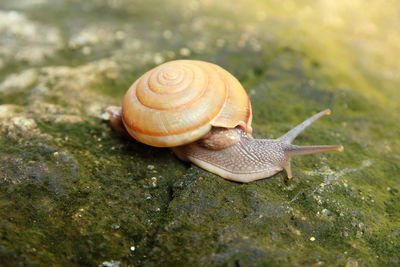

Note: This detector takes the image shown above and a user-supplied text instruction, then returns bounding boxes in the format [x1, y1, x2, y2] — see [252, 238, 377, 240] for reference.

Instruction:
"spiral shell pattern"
[122, 60, 252, 147]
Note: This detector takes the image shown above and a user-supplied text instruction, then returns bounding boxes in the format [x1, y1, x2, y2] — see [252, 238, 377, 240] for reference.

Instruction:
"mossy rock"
[0, 0, 399, 266]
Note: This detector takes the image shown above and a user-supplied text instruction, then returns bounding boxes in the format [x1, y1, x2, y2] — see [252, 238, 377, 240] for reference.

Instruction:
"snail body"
[107, 60, 343, 182]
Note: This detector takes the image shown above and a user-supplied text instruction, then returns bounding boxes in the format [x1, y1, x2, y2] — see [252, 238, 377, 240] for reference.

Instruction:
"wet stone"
[0, 0, 399, 266]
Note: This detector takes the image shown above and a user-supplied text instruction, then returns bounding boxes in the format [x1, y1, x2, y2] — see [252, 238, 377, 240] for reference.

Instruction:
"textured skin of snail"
[107, 60, 343, 182]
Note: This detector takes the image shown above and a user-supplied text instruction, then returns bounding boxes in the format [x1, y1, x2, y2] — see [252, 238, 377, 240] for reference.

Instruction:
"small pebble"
[147, 165, 155, 170]
[99, 260, 120, 267]
[153, 54, 164, 65]
[82, 46, 92, 55]
[151, 177, 157, 187]
[115, 31, 125, 40]
[111, 224, 120, 230]
[321, 209, 331, 216]
[163, 30, 172, 39]
[179, 47, 191, 56]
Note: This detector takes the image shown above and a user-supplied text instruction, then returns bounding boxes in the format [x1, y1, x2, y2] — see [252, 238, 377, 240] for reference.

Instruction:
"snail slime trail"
[106, 60, 343, 182]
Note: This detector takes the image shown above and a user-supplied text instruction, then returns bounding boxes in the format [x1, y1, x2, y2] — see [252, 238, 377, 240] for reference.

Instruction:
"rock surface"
[0, 0, 399, 266]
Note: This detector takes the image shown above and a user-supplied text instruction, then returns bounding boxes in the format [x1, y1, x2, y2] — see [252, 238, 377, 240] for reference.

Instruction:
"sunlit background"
[1, 0, 399, 107]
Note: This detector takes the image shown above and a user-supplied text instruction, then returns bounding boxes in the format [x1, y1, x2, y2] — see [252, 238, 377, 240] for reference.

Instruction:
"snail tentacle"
[275, 109, 343, 178]
[278, 109, 332, 143]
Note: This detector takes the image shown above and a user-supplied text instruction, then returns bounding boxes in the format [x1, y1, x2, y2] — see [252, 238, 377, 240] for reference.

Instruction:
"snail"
[106, 60, 343, 183]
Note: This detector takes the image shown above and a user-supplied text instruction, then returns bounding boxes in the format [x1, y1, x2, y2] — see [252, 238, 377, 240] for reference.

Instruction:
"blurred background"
[1, 0, 399, 106]
[0, 0, 399, 266]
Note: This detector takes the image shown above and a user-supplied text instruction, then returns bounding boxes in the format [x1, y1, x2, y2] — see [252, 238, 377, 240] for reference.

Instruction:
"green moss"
[1, 0, 400, 266]
[0, 118, 187, 265]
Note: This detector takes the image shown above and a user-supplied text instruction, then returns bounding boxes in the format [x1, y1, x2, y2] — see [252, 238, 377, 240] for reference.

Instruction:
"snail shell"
[122, 60, 252, 147]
